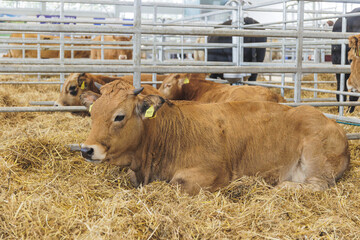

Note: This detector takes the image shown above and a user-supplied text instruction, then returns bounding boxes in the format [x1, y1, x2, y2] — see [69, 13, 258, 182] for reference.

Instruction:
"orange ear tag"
[145, 105, 155, 119]
[183, 78, 190, 84]
[89, 104, 93, 113]
[81, 81, 85, 89]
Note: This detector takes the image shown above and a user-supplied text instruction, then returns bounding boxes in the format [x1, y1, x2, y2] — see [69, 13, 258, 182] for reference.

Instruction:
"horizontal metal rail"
[0, 106, 87, 112]
[29, 101, 56, 105]
[0, 81, 62, 84]
[0, 24, 358, 39]
[243, 81, 360, 97]
[281, 102, 360, 107]
[0, 65, 351, 74]
[5, 0, 238, 10]
[324, 114, 360, 125]
[1, 101, 359, 113]
[346, 133, 360, 140]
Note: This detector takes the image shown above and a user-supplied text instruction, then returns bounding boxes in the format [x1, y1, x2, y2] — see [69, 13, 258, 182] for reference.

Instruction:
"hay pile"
[1, 74, 360, 239]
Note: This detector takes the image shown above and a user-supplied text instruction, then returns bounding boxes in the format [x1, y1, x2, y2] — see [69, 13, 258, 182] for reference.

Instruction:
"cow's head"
[348, 35, 360, 63]
[158, 73, 207, 99]
[113, 35, 133, 60]
[80, 84, 165, 167]
[54, 73, 101, 107]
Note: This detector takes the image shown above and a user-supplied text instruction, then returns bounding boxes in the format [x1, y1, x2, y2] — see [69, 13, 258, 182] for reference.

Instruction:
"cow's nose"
[119, 55, 127, 60]
[81, 147, 94, 159]
[54, 102, 59, 107]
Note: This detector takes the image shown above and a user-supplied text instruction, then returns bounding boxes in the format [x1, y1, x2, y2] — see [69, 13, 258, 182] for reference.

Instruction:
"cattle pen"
[1, 0, 360, 239]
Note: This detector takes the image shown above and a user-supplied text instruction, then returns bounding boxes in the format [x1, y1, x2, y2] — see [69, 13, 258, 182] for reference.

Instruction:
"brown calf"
[159, 73, 285, 103]
[80, 86, 349, 195]
[4, 33, 90, 59]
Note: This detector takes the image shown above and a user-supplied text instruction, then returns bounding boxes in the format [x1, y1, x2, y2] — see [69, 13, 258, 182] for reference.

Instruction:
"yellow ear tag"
[81, 81, 85, 90]
[183, 78, 190, 84]
[144, 105, 155, 118]
[89, 104, 93, 113]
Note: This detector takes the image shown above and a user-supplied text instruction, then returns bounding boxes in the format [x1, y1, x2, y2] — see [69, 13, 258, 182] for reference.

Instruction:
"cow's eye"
[114, 115, 125, 122]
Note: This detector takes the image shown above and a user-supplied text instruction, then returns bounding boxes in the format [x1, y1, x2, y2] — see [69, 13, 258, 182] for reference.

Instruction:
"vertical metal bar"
[339, 3, 347, 116]
[181, 35, 184, 62]
[314, 48, 320, 99]
[232, 1, 239, 67]
[204, 15, 208, 63]
[37, 33, 41, 81]
[238, 3, 244, 68]
[101, 34, 104, 61]
[22, 33, 25, 59]
[294, 0, 304, 103]
[133, 0, 142, 88]
[152, 6, 157, 88]
[59, 0, 65, 91]
[70, 34, 74, 59]
[281, 0, 287, 97]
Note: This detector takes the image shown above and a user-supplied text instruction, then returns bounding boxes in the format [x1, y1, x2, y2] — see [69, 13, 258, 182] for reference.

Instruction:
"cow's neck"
[132, 103, 193, 185]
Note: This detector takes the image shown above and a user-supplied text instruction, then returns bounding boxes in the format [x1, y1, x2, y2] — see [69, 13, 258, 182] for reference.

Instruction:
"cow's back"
[188, 81, 285, 103]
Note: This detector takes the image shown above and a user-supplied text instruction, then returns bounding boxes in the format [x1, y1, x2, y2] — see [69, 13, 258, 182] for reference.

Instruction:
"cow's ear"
[136, 95, 165, 119]
[77, 73, 90, 89]
[80, 91, 100, 109]
[178, 74, 191, 86]
[128, 35, 133, 41]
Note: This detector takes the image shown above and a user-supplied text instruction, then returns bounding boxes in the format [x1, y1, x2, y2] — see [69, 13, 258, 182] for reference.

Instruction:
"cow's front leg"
[170, 168, 221, 195]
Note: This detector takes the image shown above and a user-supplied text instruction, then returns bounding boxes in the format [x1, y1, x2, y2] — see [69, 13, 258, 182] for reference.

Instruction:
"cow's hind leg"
[170, 168, 224, 195]
[279, 135, 349, 191]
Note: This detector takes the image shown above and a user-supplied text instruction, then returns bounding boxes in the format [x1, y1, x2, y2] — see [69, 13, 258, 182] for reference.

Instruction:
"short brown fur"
[82, 89, 349, 195]
[159, 73, 286, 103]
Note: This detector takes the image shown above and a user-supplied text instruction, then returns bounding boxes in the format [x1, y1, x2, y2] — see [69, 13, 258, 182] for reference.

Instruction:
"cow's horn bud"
[94, 82, 103, 90]
[133, 87, 144, 96]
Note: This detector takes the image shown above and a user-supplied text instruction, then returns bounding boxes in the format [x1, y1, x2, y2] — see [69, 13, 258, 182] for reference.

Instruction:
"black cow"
[207, 18, 267, 81]
[331, 7, 360, 113]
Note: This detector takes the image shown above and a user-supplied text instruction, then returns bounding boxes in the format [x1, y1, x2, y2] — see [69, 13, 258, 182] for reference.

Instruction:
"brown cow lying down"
[159, 73, 286, 103]
[79, 84, 349, 195]
[5, 33, 90, 59]
[55, 73, 166, 106]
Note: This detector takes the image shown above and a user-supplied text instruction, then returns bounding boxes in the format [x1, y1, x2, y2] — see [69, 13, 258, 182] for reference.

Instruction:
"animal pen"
[1, 0, 360, 238]
[0, 0, 360, 126]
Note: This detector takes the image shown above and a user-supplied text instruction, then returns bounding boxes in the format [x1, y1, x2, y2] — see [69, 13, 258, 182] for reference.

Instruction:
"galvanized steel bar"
[0, 65, 352, 74]
[0, 106, 87, 112]
[324, 114, 360, 125]
[281, 102, 360, 107]
[294, 0, 304, 103]
[30, 101, 56, 106]
[243, 81, 360, 97]
[133, 0, 141, 88]
[1, 23, 357, 39]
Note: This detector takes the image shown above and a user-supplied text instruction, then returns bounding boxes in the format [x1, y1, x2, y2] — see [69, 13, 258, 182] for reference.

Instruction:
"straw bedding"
[1, 74, 360, 239]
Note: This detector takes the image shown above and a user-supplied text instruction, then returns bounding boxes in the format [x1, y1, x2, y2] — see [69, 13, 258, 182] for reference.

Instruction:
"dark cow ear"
[80, 91, 100, 109]
[94, 82, 103, 91]
[133, 87, 144, 96]
[136, 95, 165, 119]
